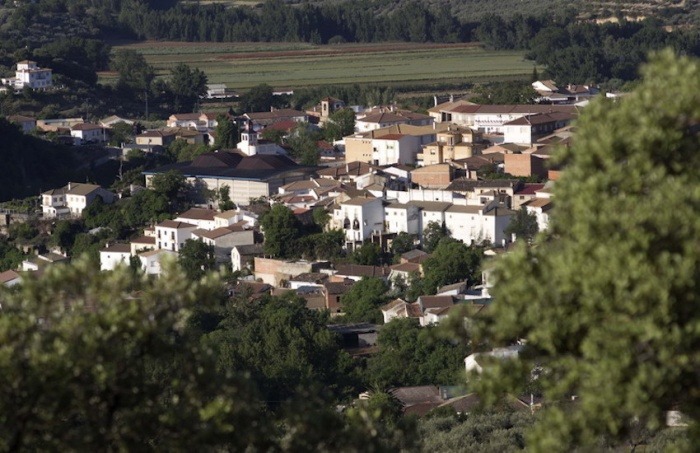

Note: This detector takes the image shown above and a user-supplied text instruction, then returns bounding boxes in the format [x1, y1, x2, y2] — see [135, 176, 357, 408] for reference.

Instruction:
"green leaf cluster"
[480, 50, 700, 449]
[422, 238, 483, 294]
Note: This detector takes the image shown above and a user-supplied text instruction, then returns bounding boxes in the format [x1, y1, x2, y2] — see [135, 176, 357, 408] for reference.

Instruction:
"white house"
[331, 197, 384, 247]
[191, 227, 255, 262]
[368, 134, 422, 166]
[380, 298, 418, 324]
[42, 183, 115, 218]
[525, 198, 553, 231]
[502, 112, 575, 146]
[388, 262, 421, 289]
[421, 305, 458, 326]
[464, 345, 523, 374]
[1, 60, 52, 90]
[443, 203, 514, 246]
[236, 130, 286, 156]
[70, 123, 106, 144]
[428, 101, 578, 134]
[214, 209, 257, 229]
[130, 235, 156, 255]
[175, 208, 218, 230]
[100, 243, 132, 271]
[0, 270, 22, 287]
[139, 249, 177, 276]
[7, 115, 36, 133]
[384, 203, 421, 236]
[355, 112, 409, 132]
[155, 220, 197, 252]
[444, 204, 487, 244]
[231, 243, 264, 272]
[407, 201, 451, 238]
[206, 84, 230, 99]
[166, 112, 218, 130]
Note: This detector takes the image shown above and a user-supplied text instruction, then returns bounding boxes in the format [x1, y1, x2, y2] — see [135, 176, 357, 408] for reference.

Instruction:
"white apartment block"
[383, 203, 421, 236]
[155, 220, 197, 252]
[444, 204, 515, 246]
[331, 197, 384, 246]
[41, 183, 115, 218]
[1, 60, 52, 90]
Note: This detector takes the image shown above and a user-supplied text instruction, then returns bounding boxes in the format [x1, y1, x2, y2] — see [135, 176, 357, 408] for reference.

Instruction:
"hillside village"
[0, 0, 697, 444]
[0, 58, 589, 402]
[0, 64, 581, 306]
[0, 48, 694, 448]
[1, 63, 595, 308]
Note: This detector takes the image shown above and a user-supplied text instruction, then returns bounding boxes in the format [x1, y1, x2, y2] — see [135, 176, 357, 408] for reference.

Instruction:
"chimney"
[67, 182, 71, 190]
[449, 94, 454, 103]
[433, 95, 438, 107]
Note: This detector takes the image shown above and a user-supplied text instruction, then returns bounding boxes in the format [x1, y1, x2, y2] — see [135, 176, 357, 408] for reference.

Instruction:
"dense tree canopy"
[479, 51, 700, 449]
[178, 239, 216, 280]
[169, 63, 207, 112]
[0, 259, 420, 451]
[422, 238, 483, 294]
[352, 242, 382, 266]
[111, 49, 155, 92]
[323, 108, 356, 141]
[341, 277, 389, 323]
[202, 292, 358, 405]
[366, 318, 470, 387]
[259, 204, 301, 259]
[214, 114, 238, 148]
[422, 221, 449, 253]
[0, 260, 270, 451]
[504, 207, 539, 243]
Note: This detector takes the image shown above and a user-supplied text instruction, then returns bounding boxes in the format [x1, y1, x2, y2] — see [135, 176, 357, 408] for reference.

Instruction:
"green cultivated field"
[104, 42, 535, 91]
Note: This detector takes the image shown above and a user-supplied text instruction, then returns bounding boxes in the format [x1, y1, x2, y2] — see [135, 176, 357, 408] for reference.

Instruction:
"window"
[171, 232, 175, 240]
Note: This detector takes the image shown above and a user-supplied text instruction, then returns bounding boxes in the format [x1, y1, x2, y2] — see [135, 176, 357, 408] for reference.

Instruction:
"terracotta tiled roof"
[192, 227, 235, 240]
[525, 198, 553, 209]
[170, 113, 201, 121]
[334, 264, 390, 278]
[0, 270, 21, 284]
[131, 235, 156, 245]
[100, 243, 131, 253]
[515, 183, 545, 195]
[342, 197, 378, 206]
[390, 262, 421, 273]
[418, 295, 455, 310]
[245, 109, 306, 121]
[358, 112, 408, 124]
[156, 220, 197, 229]
[177, 208, 218, 221]
[72, 123, 103, 131]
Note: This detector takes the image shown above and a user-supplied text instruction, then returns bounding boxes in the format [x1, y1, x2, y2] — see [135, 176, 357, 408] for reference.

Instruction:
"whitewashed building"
[155, 220, 197, 252]
[99, 243, 132, 271]
[1, 60, 52, 90]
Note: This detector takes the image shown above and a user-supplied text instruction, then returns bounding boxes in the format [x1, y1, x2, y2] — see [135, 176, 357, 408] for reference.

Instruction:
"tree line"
[475, 14, 700, 84]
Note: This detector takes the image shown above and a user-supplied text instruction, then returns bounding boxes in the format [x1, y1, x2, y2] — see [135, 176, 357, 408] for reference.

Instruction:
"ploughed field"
[102, 41, 535, 91]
